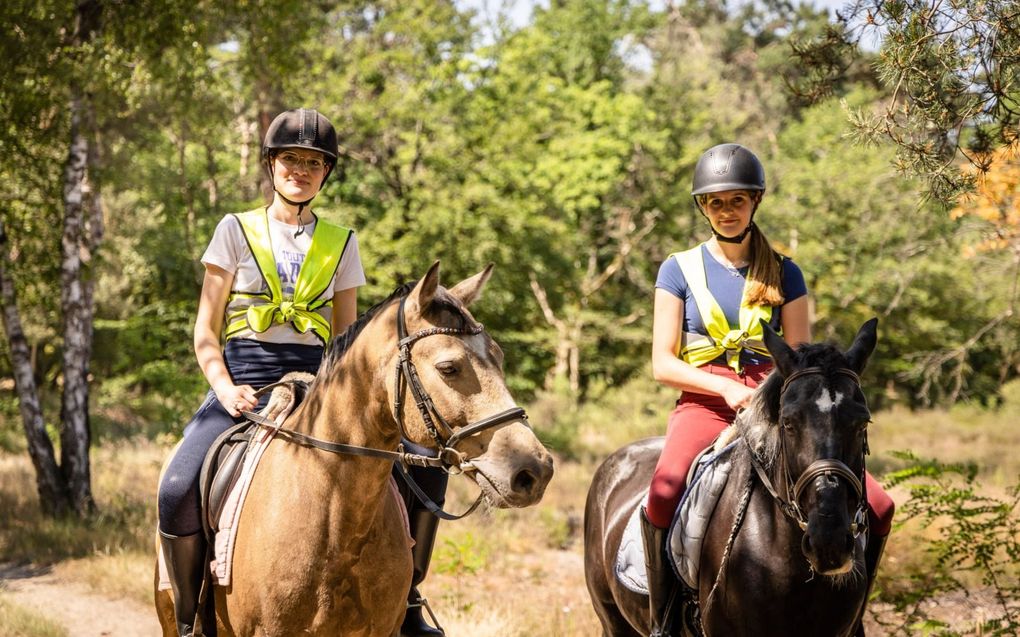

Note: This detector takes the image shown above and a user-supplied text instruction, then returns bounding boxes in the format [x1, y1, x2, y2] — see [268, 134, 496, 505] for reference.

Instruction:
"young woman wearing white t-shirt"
[157, 109, 365, 637]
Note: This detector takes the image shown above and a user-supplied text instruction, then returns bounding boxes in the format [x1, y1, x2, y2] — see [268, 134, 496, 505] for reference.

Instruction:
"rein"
[240, 294, 530, 521]
[744, 367, 869, 536]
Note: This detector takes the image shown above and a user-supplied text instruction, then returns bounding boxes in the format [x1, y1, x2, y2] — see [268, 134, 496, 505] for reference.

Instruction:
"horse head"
[751, 318, 877, 576]
[376, 261, 555, 508]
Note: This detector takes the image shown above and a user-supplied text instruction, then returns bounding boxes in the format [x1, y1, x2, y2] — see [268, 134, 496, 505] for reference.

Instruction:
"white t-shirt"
[201, 211, 367, 346]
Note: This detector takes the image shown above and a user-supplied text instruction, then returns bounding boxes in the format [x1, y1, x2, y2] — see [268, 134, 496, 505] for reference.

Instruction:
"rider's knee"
[864, 472, 895, 536]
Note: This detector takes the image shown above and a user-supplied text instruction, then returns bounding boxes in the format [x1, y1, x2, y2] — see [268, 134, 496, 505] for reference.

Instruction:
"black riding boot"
[160, 530, 206, 637]
[401, 508, 445, 636]
[853, 533, 889, 637]
[640, 507, 675, 637]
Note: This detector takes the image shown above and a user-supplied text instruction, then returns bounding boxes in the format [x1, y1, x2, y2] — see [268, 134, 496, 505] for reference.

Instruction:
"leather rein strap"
[746, 367, 869, 535]
[240, 294, 531, 521]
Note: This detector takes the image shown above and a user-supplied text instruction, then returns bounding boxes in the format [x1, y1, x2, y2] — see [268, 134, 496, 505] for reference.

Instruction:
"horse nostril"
[801, 533, 813, 556]
[512, 468, 537, 495]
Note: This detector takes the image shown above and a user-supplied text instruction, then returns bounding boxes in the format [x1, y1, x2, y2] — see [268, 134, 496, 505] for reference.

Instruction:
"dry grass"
[0, 593, 68, 637]
[0, 438, 164, 608]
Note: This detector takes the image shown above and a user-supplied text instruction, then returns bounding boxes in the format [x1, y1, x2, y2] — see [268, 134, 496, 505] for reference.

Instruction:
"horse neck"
[269, 338, 402, 527]
[298, 356, 399, 453]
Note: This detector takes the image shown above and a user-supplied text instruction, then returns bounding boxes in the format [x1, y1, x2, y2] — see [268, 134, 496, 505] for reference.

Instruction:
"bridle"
[745, 367, 869, 538]
[391, 296, 529, 475]
[242, 294, 531, 520]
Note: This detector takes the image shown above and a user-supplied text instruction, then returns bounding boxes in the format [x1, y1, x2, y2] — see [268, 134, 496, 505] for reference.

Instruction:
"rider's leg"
[643, 399, 728, 636]
[158, 392, 238, 637]
[395, 444, 449, 637]
[157, 340, 323, 636]
[853, 473, 895, 636]
[645, 399, 730, 528]
[643, 363, 769, 636]
[645, 363, 769, 528]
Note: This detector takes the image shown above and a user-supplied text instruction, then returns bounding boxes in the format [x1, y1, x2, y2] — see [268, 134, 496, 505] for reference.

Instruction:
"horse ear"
[760, 318, 796, 377]
[845, 317, 878, 375]
[407, 261, 442, 316]
[448, 263, 494, 307]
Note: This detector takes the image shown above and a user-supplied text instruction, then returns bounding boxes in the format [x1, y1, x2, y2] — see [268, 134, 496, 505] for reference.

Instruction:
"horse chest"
[698, 484, 865, 636]
[222, 468, 412, 636]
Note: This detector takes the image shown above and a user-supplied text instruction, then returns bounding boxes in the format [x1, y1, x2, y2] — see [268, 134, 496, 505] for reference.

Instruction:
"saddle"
[198, 372, 315, 539]
[615, 427, 741, 592]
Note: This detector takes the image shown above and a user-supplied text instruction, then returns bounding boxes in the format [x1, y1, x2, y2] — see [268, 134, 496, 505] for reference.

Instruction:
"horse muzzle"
[467, 425, 554, 508]
[801, 482, 860, 575]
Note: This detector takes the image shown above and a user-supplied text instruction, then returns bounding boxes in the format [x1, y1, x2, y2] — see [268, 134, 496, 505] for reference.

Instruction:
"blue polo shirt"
[656, 244, 808, 366]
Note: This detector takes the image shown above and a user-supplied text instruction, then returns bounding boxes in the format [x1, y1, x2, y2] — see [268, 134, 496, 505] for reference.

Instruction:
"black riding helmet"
[691, 143, 766, 244]
[262, 108, 339, 199]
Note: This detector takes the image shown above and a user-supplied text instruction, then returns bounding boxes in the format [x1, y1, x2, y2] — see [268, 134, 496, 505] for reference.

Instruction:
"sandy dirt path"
[0, 563, 161, 637]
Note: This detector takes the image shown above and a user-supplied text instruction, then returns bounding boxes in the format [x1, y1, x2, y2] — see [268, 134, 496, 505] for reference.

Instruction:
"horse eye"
[435, 362, 458, 376]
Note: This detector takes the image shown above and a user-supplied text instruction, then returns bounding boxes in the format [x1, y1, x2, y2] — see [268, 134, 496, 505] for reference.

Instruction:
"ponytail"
[744, 224, 784, 307]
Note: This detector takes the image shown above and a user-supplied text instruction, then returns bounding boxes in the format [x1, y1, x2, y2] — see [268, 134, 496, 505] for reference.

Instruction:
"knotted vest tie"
[673, 246, 775, 372]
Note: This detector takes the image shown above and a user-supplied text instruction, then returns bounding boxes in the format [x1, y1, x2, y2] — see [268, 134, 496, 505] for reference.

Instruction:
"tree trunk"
[59, 93, 97, 517]
[0, 217, 70, 516]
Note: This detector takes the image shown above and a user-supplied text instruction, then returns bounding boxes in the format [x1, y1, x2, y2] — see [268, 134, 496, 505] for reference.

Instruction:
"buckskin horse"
[584, 319, 878, 636]
[154, 262, 555, 636]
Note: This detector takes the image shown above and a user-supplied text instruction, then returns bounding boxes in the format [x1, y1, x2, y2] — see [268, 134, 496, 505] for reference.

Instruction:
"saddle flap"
[667, 439, 738, 589]
[199, 422, 255, 537]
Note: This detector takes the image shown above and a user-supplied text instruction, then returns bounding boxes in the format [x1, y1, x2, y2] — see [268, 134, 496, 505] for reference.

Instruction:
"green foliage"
[1, 0, 1018, 442]
[883, 452, 1020, 636]
[795, 0, 1020, 203]
[771, 88, 1016, 407]
[434, 530, 490, 576]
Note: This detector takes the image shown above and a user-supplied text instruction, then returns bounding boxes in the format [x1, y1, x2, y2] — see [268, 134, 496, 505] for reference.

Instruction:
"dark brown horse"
[585, 319, 878, 637]
[155, 262, 555, 636]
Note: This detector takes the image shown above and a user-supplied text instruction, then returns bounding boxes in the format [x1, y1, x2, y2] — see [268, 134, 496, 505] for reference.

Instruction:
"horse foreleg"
[599, 604, 644, 637]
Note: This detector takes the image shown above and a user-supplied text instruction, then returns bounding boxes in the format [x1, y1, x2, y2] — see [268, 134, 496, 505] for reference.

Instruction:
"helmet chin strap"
[713, 220, 755, 244]
[275, 192, 314, 237]
[699, 194, 762, 245]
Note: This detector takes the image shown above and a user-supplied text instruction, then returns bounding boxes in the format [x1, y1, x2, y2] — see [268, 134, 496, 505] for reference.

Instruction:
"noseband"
[748, 367, 869, 537]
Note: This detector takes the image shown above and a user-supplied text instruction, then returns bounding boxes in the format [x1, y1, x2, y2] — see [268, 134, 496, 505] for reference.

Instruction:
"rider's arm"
[331, 287, 358, 338]
[780, 294, 811, 347]
[651, 288, 754, 410]
[194, 263, 256, 417]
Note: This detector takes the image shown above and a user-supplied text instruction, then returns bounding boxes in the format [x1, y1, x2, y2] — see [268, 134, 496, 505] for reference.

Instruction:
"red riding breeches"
[645, 363, 895, 536]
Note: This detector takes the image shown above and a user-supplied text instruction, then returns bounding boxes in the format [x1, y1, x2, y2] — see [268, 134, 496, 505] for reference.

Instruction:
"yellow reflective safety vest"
[673, 245, 777, 372]
[224, 209, 351, 344]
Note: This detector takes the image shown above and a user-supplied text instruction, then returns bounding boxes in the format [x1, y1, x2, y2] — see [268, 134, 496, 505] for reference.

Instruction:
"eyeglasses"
[275, 151, 327, 172]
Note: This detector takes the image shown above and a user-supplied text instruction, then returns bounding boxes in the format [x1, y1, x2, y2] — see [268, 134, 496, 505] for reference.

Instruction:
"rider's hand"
[721, 382, 755, 412]
[214, 382, 257, 418]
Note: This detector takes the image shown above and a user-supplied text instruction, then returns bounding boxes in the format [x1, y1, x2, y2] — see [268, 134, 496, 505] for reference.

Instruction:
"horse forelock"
[427, 288, 478, 332]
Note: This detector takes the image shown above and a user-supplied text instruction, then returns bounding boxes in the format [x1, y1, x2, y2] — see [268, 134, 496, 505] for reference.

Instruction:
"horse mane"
[736, 342, 853, 468]
[315, 278, 475, 382]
